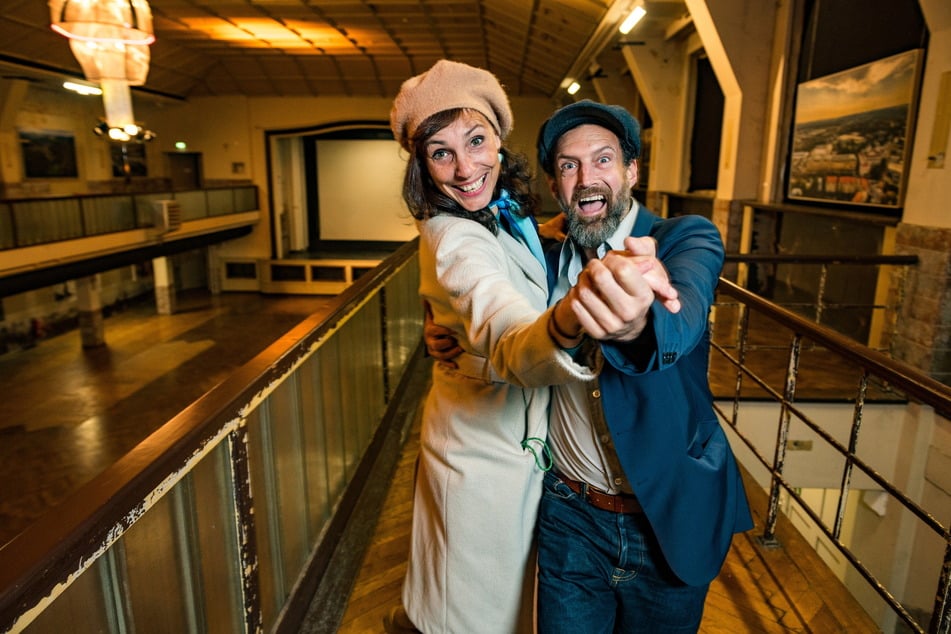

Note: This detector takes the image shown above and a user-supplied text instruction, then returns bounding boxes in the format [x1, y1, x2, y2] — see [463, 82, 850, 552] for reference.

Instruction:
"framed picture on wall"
[18, 130, 79, 179]
[787, 49, 923, 210]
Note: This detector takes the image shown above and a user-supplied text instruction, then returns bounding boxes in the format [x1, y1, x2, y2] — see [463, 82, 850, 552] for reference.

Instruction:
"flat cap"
[390, 59, 513, 152]
[536, 100, 641, 175]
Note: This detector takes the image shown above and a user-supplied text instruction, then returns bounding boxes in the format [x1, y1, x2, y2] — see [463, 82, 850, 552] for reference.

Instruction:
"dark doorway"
[166, 152, 203, 190]
[688, 56, 724, 192]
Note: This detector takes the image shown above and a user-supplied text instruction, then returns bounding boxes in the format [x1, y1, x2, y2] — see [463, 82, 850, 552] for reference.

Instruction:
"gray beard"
[563, 187, 632, 249]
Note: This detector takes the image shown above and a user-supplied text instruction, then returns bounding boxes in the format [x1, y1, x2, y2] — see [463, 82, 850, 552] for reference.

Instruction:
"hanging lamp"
[49, 0, 155, 140]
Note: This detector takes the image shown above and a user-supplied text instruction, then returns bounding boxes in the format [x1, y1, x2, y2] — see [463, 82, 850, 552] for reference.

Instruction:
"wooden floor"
[0, 288, 881, 632]
[336, 397, 881, 634]
[0, 290, 335, 546]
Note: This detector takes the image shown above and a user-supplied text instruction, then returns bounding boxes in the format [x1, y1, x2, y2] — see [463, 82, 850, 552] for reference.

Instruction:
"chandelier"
[49, 0, 155, 142]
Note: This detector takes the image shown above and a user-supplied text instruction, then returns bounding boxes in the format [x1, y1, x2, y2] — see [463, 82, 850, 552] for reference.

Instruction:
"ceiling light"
[619, 3, 647, 34]
[49, 0, 154, 131]
[108, 127, 130, 142]
[63, 81, 102, 96]
[567, 81, 581, 95]
[94, 119, 155, 143]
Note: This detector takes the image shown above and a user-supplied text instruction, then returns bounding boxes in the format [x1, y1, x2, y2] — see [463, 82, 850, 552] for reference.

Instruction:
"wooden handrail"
[716, 277, 951, 418]
[0, 238, 420, 630]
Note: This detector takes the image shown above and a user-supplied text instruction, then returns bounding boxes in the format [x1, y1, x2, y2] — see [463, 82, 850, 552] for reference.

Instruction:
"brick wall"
[893, 223, 951, 386]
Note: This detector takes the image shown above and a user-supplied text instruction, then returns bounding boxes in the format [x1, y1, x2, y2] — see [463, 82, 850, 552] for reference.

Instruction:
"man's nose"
[576, 162, 594, 187]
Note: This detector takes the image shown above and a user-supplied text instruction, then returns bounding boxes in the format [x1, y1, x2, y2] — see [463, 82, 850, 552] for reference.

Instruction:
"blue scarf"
[492, 189, 545, 266]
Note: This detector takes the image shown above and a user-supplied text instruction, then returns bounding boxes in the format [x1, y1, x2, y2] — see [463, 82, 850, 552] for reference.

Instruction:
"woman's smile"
[425, 110, 502, 212]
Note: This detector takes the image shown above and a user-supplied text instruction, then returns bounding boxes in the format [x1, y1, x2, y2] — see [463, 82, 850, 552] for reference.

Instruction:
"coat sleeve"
[420, 215, 599, 387]
[601, 214, 724, 375]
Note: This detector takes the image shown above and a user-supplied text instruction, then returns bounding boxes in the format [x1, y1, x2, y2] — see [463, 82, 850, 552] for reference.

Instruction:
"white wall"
[727, 401, 909, 490]
[316, 139, 415, 242]
[902, 2, 951, 229]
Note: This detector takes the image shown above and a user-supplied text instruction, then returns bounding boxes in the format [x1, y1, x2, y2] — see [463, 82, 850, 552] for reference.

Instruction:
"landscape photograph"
[787, 49, 922, 209]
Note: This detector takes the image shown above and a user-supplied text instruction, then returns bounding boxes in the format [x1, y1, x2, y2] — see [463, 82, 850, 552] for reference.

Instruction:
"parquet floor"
[0, 290, 334, 546]
[336, 401, 880, 634]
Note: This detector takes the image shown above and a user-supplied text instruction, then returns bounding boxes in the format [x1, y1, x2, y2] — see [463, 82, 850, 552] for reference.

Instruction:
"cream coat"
[403, 214, 597, 633]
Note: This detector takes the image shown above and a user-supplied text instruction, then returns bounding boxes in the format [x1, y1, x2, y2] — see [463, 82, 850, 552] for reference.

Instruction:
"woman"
[387, 60, 597, 633]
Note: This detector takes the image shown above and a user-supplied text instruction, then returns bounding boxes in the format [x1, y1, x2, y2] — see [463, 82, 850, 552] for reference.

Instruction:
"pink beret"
[390, 59, 513, 151]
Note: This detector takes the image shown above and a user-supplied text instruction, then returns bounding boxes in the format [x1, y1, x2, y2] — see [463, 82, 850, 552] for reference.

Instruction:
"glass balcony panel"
[13, 199, 82, 245]
[297, 355, 332, 541]
[318, 339, 348, 497]
[121, 487, 192, 633]
[189, 441, 245, 633]
[82, 195, 136, 235]
[234, 186, 258, 212]
[387, 259, 423, 393]
[133, 193, 167, 228]
[21, 556, 113, 633]
[353, 300, 385, 447]
[338, 321, 363, 474]
[246, 407, 281, 631]
[206, 189, 234, 216]
[174, 191, 208, 221]
[263, 376, 311, 588]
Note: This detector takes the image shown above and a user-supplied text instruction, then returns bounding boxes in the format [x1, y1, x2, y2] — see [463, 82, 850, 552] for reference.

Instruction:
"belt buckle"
[584, 488, 599, 508]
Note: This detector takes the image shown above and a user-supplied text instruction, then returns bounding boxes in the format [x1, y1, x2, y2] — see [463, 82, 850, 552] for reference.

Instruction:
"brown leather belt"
[555, 472, 643, 514]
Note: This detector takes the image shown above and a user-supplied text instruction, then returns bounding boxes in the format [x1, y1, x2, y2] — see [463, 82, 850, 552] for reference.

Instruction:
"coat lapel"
[497, 229, 548, 297]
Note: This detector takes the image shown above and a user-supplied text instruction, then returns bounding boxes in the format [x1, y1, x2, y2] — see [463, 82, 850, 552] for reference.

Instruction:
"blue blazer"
[546, 207, 753, 587]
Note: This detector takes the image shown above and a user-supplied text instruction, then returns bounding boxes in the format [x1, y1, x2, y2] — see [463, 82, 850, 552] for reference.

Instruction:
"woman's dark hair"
[401, 108, 538, 234]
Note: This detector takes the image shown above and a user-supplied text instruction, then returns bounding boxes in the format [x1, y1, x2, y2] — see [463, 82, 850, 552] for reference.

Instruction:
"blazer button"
[662, 352, 677, 364]
[592, 389, 601, 398]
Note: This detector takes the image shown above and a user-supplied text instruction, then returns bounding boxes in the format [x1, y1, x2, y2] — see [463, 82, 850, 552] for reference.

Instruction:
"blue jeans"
[536, 471, 709, 634]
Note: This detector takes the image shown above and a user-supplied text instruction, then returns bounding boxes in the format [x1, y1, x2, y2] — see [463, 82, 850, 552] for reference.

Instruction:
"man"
[427, 100, 752, 632]
[533, 100, 752, 633]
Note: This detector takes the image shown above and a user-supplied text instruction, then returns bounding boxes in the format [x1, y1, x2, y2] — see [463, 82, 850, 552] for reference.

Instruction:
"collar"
[557, 199, 640, 285]
[601, 198, 639, 255]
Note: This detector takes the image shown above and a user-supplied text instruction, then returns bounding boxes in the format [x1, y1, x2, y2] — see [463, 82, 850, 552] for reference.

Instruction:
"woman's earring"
[498, 152, 504, 164]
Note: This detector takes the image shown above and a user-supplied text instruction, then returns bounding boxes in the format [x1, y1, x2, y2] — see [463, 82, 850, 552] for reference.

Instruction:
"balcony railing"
[724, 252, 919, 352]
[713, 277, 950, 633]
[0, 186, 259, 250]
[0, 239, 422, 633]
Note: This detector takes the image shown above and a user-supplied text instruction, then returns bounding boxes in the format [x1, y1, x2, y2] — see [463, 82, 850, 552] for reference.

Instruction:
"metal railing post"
[729, 303, 750, 430]
[932, 544, 951, 634]
[815, 263, 828, 324]
[833, 372, 868, 540]
[761, 333, 802, 546]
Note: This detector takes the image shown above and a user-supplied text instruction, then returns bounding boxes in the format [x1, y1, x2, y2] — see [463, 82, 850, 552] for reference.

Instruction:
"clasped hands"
[426, 236, 680, 365]
[555, 235, 680, 345]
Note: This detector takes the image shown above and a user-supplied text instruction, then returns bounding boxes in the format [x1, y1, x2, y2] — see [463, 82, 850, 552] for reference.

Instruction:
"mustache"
[570, 185, 611, 208]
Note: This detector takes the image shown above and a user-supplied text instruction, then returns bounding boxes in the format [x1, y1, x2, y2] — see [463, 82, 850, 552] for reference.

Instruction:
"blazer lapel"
[632, 205, 657, 237]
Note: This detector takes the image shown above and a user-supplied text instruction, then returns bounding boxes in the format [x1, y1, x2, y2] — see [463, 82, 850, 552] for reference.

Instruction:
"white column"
[153, 256, 176, 315]
[75, 275, 105, 348]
